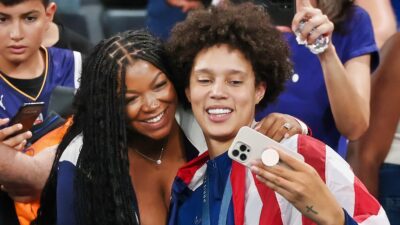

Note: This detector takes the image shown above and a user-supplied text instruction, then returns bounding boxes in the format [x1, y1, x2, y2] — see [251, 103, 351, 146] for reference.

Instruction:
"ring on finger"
[283, 122, 292, 130]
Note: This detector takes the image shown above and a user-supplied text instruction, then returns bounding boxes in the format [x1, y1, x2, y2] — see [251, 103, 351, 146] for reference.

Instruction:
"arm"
[347, 33, 400, 196]
[355, 0, 396, 48]
[0, 144, 56, 202]
[251, 135, 390, 225]
[293, 5, 371, 140]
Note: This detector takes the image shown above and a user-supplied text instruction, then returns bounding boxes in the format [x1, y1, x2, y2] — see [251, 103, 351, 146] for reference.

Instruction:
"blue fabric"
[379, 163, 400, 225]
[172, 152, 235, 225]
[343, 209, 358, 225]
[256, 6, 378, 154]
[391, 0, 400, 29]
[146, 0, 187, 40]
[0, 47, 78, 120]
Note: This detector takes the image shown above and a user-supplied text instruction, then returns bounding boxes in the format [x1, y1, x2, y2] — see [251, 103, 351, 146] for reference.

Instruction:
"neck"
[42, 22, 59, 47]
[206, 138, 233, 159]
[0, 49, 45, 79]
[128, 120, 186, 161]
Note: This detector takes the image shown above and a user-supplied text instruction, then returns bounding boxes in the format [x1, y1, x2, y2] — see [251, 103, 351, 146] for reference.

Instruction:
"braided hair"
[33, 29, 171, 225]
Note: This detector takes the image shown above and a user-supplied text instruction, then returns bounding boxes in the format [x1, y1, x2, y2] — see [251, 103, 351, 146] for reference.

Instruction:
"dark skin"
[347, 33, 400, 197]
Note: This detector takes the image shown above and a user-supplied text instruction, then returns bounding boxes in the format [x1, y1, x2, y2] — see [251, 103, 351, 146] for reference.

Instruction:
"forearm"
[0, 144, 55, 199]
[318, 44, 370, 140]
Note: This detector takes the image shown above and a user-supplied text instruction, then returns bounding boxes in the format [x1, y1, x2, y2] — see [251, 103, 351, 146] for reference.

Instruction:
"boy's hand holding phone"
[0, 118, 32, 151]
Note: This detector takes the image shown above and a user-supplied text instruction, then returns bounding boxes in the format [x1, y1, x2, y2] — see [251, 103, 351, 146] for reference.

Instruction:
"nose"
[210, 79, 228, 99]
[142, 93, 160, 111]
[10, 22, 23, 41]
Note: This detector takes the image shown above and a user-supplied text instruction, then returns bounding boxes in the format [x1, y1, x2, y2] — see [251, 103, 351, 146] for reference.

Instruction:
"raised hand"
[167, 0, 203, 13]
[292, 0, 334, 45]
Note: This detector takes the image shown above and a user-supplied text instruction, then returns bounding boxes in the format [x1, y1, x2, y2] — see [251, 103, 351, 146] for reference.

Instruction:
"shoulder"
[59, 134, 83, 166]
[47, 47, 82, 65]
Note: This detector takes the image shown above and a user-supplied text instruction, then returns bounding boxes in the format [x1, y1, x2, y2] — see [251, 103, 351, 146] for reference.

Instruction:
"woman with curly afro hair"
[166, 2, 389, 225]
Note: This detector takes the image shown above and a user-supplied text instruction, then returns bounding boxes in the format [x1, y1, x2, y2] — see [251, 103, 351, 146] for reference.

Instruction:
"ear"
[255, 82, 266, 104]
[185, 86, 192, 103]
[45, 2, 57, 22]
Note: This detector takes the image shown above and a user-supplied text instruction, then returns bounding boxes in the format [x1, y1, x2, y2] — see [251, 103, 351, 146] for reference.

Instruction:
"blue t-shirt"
[0, 47, 81, 121]
[256, 6, 378, 152]
[146, 0, 187, 40]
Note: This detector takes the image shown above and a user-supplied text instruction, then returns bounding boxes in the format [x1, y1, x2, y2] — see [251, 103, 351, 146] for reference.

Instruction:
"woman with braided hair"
[32, 29, 305, 225]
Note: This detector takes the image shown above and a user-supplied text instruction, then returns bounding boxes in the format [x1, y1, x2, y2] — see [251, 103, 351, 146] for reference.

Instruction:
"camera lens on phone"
[232, 149, 240, 157]
[240, 153, 247, 161]
[240, 144, 247, 151]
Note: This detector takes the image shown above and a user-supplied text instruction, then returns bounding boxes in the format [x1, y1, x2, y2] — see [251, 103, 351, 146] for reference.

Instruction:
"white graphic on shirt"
[0, 95, 5, 111]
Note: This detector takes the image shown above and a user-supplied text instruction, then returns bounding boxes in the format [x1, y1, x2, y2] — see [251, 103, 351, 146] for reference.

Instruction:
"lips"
[206, 107, 233, 122]
[144, 111, 164, 123]
[8, 45, 27, 54]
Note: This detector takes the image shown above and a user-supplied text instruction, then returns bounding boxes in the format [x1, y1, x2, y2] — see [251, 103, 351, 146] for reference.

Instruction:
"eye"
[25, 16, 37, 23]
[0, 17, 7, 23]
[197, 78, 211, 85]
[154, 80, 167, 91]
[228, 80, 243, 86]
[125, 96, 139, 105]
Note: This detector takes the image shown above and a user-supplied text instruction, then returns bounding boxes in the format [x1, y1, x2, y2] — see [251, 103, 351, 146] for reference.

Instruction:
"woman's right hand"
[0, 118, 32, 151]
[250, 149, 345, 225]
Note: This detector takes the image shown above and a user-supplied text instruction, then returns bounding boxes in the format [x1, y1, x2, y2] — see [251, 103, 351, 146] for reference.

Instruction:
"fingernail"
[284, 133, 289, 139]
[250, 166, 259, 173]
[26, 131, 32, 137]
[17, 124, 23, 129]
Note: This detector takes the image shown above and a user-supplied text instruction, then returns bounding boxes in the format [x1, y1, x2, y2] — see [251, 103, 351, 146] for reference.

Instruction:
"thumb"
[298, 0, 312, 8]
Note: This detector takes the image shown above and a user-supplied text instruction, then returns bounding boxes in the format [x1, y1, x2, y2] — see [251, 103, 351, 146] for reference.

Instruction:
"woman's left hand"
[254, 113, 305, 142]
[250, 150, 344, 225]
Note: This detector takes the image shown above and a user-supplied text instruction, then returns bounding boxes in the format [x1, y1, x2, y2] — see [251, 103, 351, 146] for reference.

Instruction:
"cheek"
[125, 103, 141, 121]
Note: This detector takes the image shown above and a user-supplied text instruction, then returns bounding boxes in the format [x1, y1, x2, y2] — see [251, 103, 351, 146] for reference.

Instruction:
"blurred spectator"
[256, 0, 378, 156]
[347, 32, 400, 225]
[356, 0, 397, 48]
[146, 0, 202, 40]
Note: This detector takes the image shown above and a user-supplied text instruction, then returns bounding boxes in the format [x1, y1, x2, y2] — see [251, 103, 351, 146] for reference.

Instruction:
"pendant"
[156, 159, 162, 165]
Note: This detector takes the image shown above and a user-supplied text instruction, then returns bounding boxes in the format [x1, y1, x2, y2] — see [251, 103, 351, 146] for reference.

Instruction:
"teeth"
[207, 108, 232, 115]
[146, 112, 164, 123]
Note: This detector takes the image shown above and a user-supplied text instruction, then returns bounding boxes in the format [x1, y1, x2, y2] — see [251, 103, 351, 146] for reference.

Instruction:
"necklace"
[134, 147, 164, 165]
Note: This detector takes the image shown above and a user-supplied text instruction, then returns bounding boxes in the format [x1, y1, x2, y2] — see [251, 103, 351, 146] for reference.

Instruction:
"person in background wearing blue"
[256, 0, 378, 156]
[146, 0, 203, 40]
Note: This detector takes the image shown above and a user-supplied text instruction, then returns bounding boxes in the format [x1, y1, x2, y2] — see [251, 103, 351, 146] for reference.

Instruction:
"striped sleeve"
[296, 135, 390, 225]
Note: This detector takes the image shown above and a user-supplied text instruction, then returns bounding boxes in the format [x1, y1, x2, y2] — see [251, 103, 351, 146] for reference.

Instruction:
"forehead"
[193, 44, 253, 74]
[0, 0, 45, 14]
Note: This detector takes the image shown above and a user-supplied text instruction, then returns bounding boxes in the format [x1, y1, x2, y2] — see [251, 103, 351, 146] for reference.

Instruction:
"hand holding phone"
[228, 126, 304, 167]
[8, 102, 45, 136]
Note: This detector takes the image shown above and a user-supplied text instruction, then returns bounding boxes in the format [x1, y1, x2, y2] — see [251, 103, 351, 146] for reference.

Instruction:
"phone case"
[9, 102, 45, 134]
[228, 126, 304, 167]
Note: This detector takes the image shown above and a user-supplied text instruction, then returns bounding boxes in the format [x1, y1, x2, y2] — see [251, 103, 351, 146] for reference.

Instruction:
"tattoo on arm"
[306, 205, 318, 215]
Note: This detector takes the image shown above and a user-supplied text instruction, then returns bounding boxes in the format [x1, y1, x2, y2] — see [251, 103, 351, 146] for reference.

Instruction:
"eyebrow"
[125, 71, 164, 94]
[193, 68, 247, 75]
[0, 10, 40, 17]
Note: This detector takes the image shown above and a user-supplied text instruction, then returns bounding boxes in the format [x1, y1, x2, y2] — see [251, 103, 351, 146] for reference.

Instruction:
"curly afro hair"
[166, 2, 293, 111]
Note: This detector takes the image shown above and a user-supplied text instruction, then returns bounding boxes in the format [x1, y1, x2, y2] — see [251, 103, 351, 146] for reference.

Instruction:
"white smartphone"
[228, 126, 304, 167]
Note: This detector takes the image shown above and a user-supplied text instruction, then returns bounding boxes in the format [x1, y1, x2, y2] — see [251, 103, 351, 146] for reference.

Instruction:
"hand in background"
[167, 0, 203, 13]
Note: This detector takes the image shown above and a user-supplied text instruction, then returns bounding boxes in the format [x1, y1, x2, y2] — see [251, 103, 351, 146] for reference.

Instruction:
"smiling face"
[0, 0, 55, 66]
[185, 44, 266, 152]
[124, 59, 178, 140]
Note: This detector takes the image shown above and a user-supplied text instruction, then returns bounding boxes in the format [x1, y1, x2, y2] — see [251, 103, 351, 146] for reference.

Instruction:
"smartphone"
[228, 126, 304, 167]
[9, 102, 45, 136]
[256, 0, 296, 27]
